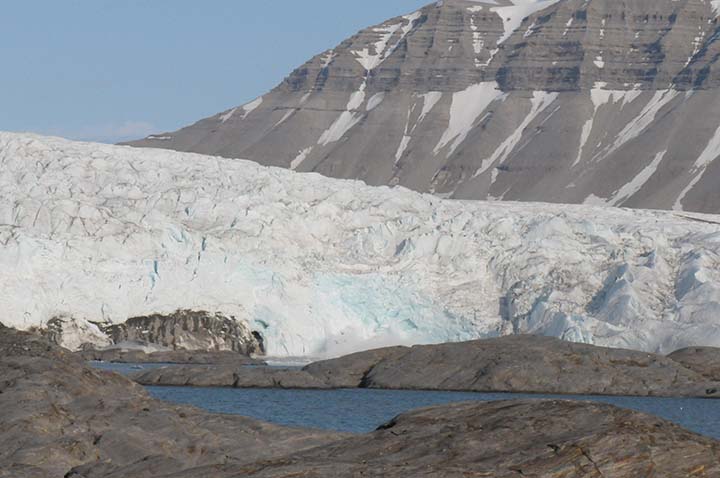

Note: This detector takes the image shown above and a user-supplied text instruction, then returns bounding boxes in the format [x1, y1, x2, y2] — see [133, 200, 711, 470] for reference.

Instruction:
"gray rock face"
[35, 310, 264, 355]
[169, 400, 720, 478]
[129, 0, 720, 213]
[0, 325, 341, 478]
[668, 346, 720, 381]
[133, 335, 720, 397]
[104, 310, 265, 355]
[243, 401, 720, 478]
[4, 325, 720, 477]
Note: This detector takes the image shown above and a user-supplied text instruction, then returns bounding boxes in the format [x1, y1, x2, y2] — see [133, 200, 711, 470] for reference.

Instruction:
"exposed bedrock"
[3, 324, 720, 477]
[0, 325, 341, 478]
[104, 310, 265, 355]
[133, 335, 720, 398]
[33, 310, 265, 355]
[668, 345, 720, 381]
[155, 400, 720, 478]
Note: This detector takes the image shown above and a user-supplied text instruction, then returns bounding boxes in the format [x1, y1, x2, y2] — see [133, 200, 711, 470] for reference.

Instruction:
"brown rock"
[668, 346, 720, 381]
[0, 325, 342, 478]
[169, 400, 720, 478]
[134, 335, 720, 398]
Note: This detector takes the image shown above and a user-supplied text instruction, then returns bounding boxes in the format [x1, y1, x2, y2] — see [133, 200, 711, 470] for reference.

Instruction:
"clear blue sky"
[1, 0, 426, 143]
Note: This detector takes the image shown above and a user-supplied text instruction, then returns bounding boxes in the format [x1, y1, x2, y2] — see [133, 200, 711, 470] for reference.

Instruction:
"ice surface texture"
[1, 133, 719, 357]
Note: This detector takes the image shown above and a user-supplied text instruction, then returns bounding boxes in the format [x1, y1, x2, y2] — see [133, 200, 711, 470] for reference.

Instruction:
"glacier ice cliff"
[1, 132, 719, 356]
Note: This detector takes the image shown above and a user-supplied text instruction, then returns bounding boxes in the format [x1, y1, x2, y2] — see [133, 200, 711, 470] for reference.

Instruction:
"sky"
[1, 0, 425, 143]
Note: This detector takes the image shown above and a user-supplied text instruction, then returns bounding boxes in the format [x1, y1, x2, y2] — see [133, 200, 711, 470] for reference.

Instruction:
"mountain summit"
[128, 0, 720, 213]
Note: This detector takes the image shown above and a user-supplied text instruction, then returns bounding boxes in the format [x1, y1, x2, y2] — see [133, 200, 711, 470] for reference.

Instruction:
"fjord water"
[94, 363, 720, 438]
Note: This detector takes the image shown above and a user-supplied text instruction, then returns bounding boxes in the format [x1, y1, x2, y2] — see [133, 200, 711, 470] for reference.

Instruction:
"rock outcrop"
[0, 325, 341, 478]
[3, 325, 720, 477]
[133, 335, 720, 397]
[104, 310, 265, 355]
[31, 310, 264, 355]
[668, 345, 720, 381]
[130, 0, 720, 213]
[164, 400, 720, 478]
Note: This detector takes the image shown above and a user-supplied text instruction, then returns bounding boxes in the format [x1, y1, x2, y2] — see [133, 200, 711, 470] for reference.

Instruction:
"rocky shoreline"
[3, 325, 720, 477]
[77, 348, 265, 366]
[132, 335, 720, 398]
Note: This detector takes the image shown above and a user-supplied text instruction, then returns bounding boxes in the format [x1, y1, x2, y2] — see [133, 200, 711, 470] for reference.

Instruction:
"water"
[93, 362, 720, 438]
[91, 361, 181, 374]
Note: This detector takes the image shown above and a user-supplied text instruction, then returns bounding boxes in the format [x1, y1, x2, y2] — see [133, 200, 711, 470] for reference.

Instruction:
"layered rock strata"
[130, 0, 720, 213]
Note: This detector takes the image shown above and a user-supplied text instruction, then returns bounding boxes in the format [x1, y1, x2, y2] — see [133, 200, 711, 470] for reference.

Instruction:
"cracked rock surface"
[3, 325, 720, 477]
[0, 325, 342, 478]
[163, 400, 720, 478]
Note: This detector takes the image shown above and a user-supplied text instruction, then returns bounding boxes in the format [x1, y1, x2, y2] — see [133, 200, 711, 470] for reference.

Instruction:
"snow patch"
[608, 150, 666, 206]
[475, 91, 558, 178]
[291, 147, 313, 170]
[490, 0, 563, 45]
[367, 92, 386, 111]
[434, 82, 505, 156]
[674, 124, 720, 210]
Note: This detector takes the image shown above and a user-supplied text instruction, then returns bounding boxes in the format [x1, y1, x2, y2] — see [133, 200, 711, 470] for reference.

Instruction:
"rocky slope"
[154, 400, 720, 478]
[130, 0, 720, 213]
[0, 325, 342, 478]
[133, 335, 720, 397]
[668, 345, 720, 380]
[4, 325, 720, 477]
[2, 132, 720, 356]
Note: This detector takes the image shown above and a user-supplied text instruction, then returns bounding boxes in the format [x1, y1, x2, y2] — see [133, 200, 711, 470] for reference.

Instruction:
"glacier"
[1, 132, 720, 357]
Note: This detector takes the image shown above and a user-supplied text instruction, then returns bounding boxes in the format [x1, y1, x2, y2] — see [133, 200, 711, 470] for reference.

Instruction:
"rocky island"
[2, 325, 719, 477]
[133, 335, 720, 398]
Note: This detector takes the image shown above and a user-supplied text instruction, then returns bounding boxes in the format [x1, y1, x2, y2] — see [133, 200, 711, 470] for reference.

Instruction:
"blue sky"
[1, 0, 425, 143]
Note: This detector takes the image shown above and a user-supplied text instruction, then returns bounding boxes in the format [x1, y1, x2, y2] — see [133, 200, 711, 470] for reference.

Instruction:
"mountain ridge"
[127, 0, 720, 213]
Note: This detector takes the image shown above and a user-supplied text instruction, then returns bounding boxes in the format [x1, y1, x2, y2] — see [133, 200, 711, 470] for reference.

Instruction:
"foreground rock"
[168, 400, 720, 478]
[0, 325, 341, 478]
[4, 325, 720, 477]
[668, 346, 720, 381]
[135, 335, 720, 397]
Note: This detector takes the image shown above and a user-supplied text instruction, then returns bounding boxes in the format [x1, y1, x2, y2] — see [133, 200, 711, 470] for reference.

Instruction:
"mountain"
[3, 132, 720, 356]
[127, 0, 720, 213]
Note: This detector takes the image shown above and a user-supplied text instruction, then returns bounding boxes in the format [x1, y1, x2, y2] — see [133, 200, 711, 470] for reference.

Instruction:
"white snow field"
[1, 132, 720, 357]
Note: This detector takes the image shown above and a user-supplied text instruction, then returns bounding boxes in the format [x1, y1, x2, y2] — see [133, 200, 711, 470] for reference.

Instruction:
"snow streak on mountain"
[130, 0, 720, 213]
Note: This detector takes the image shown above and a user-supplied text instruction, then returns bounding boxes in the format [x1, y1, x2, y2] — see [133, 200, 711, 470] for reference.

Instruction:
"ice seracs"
[2, 132, 720, 358]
